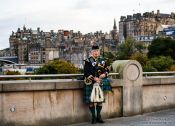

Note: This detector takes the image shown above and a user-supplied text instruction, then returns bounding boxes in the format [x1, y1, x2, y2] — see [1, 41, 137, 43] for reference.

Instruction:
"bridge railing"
[0, 73, 119, 81]
[143, 71, 175, 77]
[0, 72, 175, 81]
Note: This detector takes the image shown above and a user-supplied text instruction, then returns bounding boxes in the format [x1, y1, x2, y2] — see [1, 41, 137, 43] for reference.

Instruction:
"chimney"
[157, 10, 160, 15]
[151, 11, 154, 15]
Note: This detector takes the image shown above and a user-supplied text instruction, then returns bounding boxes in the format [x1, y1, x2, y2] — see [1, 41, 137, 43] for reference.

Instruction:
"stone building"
[119, 10, 175, 43]
[9, 22, 118, 67]
[0, 48, 11, 57]
[9, 26, 59, 64]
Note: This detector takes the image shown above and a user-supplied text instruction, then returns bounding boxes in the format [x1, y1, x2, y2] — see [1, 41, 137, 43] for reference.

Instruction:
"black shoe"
[96, 118, 105, 123]
[91, 118, 96, 124]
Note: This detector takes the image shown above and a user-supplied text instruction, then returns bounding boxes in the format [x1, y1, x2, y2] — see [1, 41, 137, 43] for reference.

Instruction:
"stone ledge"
[0, 79, 122, 92]
[2, 82, 56, 92]
[143, 77, 175, 85]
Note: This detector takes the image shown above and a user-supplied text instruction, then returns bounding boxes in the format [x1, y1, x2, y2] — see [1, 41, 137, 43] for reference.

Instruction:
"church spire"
[113, 18, 117, 30]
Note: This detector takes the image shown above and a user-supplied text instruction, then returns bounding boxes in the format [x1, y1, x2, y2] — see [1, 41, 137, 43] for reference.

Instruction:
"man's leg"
[89, 103, 96, 124]
[96, 103, 104, 123]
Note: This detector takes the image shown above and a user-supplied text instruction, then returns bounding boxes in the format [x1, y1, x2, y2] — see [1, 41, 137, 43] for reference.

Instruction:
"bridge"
[0, 56, 18, 64]
[69, 108, 175, 126]
[0, 60, 175, 126]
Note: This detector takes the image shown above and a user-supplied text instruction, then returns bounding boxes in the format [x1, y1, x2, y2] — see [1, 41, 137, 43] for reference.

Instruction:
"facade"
[119, 10, 175, 43]
[0, 48, 11, 57]
[8, 21, 118, 67]
[28, 43, 42, 64]
[9, 26, 60, 64]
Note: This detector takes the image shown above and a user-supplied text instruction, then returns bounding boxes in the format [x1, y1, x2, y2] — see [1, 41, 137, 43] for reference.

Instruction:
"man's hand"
[99, 74, 106, 79]
[94, 77, 102, 83]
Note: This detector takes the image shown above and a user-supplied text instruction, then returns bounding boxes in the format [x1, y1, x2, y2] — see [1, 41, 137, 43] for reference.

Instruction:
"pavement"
[68, 108, 175, 126]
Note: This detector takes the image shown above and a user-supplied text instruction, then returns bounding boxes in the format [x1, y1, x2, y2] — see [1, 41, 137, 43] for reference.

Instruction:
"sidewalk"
[68, 108, 175, 126]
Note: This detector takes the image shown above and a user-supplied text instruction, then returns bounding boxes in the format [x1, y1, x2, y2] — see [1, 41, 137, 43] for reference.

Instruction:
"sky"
[0, 0, 175, 50]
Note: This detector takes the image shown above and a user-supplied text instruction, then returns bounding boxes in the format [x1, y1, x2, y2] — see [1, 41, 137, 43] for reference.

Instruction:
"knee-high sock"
[96, 105, 102, 119]
[89, 106, 96, 119]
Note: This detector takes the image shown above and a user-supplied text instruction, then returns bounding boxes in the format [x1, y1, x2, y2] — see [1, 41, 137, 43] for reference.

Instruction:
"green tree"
[117, 37, 145, 60]
[104, 52, 116, 65]
[130, 52, 148, 66]
[135, 41, 147, 53]
[148, 37, 175, 60]
[1, 70, 22, 80]
[143, 63, 157, 72]
[170, 64, 175, 71]
[35, 59, 80, 74]
[146, 56, 174, 71]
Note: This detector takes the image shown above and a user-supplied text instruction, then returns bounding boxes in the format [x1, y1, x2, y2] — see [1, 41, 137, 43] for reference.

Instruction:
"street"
[69, 108, 175, 126]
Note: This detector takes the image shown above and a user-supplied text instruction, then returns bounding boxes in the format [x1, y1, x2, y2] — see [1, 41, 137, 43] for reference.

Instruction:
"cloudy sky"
[0, 0, 175, 50]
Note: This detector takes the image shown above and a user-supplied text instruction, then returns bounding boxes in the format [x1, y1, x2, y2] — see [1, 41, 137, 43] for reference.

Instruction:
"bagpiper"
[83, 44, 112, 124]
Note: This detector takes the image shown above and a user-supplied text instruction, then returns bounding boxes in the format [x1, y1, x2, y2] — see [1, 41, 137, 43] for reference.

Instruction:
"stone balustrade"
[0, 60, 175, 126]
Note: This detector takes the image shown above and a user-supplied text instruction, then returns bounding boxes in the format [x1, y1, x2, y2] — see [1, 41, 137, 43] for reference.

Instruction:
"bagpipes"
[90, 83, 104, 102]
[84, 75, 94, 85]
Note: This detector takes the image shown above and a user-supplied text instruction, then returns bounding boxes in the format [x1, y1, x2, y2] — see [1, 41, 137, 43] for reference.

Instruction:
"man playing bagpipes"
[83, 44, 112, 124]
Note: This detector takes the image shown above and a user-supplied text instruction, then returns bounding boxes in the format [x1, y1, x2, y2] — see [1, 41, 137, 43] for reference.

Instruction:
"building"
[0, 48, 11, 57]
[8, 22, 118, 68]
[119, 10, 175, 43]
[9, 26, 59, 64]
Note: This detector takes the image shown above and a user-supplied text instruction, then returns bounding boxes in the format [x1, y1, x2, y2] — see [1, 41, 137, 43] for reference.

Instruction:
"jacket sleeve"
[84, 60, 95, 78]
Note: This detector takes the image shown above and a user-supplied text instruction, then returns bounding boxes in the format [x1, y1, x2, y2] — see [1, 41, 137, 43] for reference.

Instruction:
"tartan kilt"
[83, 83, 105, 104]
[83, 84, 93, 104]
[83, 78, 112, 104]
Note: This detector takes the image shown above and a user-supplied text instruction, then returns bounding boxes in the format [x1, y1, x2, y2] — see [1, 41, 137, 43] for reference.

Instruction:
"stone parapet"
[112, 60, 143, 116]
[0, 60, 175, 125]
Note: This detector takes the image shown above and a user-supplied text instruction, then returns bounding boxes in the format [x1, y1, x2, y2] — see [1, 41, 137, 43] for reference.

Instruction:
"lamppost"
[101, 35, 105, 57]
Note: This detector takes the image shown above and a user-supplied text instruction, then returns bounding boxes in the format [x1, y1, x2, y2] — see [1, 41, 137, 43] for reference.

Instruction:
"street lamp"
[101, 35, 105, 57]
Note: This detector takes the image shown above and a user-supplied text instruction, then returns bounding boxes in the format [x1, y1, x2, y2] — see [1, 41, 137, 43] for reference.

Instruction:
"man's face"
[91, 49, 100, 58]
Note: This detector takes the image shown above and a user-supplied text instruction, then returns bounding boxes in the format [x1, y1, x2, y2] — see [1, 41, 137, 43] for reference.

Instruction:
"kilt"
[83, 78, 112, 104]
[83, 84, 94, 104]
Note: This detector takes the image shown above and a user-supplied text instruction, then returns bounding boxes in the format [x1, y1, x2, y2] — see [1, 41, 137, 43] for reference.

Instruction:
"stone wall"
[0, 80, 122, 126]
[143, 77, 175, 113]
[0, 60, 175, 125]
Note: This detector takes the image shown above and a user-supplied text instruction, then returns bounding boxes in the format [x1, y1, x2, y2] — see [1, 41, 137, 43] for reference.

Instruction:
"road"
[68, 108, 175, 126]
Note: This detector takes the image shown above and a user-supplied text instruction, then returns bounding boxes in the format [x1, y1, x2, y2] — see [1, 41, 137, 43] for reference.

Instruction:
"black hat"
[92, 44, 99, 50]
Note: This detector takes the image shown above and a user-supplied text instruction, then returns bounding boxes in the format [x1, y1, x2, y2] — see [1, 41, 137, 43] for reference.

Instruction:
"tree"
[170, 65, 175, 71]
[135, 41, 147, 53]
[148, 37, 175, 60]
[104, 52, 116, 65]
[1, 70, 22, 80]
[143, 63, 157, 72]
[146, 56, 174, 71]
[35, 59, 80, 74]
[130, 52, 148, 66]
[117, 37, 145, 60]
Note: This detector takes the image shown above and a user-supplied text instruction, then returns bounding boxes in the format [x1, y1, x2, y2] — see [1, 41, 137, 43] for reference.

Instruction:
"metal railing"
[143, 71, 175, 77]
[0, 72, 175, 80]
[0, 74, 83, 79]
[0, 73, 119, 80]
